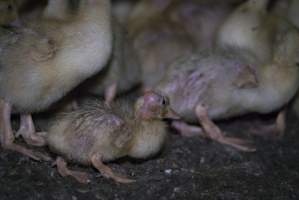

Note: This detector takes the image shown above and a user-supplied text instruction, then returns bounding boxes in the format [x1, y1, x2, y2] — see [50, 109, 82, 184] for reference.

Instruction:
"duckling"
[0, 0, 112, 160]
[84, 17, 141, 105]
[128, 0, 238, 89]
[46, 91, 179, 184]
[217, 0, 275, 63]
[0, 0, 18, 25]
[156, 22, 299, 151]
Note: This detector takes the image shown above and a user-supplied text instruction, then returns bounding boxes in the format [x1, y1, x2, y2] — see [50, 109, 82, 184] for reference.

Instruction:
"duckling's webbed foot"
[250, 110, 285, 140]
[171, 121, 205, 137]
[0, 100, 51, 161]
[105, 82, 117, 106]
[195, 104, 256, 152]
[16, 114, 46, 147]
[91, 153, 135, 184]
[55, 157, 90, 184]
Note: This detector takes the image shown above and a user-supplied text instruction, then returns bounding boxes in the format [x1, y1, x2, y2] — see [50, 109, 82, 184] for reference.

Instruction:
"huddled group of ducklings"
[0, 0, 299, 184]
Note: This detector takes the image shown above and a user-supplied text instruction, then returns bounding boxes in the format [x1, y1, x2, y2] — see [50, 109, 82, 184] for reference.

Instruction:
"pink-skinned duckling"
[46, 91, 179, 184]
[155, 22, 299, 151]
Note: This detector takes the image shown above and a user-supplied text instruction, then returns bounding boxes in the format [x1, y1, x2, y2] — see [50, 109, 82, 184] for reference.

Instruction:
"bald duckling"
[128, 0, 238, 89]
[84, 18, 141, 105]
[46, 91, 179, 184]
[156, 23, 299, 151]
[217, 0, 276, 63]
[0, 0, 112, 160]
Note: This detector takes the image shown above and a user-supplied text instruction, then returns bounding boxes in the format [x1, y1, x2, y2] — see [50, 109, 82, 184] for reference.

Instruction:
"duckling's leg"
[0, 99, 51, 161]
[105, 82, 117, 106]
[171, 121, 205, 137]
[91, 153, 135, 184]
[54, 157, 90, 184]
[195, 104, 256, 152]
[16, 114, 46, 146]
[249, 110, 285, 139]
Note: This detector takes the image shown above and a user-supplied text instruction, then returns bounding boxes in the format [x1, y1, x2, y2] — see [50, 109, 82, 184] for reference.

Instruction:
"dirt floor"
[0, 110, 299, 200]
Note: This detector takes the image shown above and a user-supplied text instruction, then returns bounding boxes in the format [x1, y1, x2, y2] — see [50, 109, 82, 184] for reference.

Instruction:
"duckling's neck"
[128, 119, 167, 159]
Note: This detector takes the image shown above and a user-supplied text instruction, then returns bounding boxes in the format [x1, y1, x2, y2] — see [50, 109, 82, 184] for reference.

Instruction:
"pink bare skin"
[16, 114, 46, 146]
[248, 110, 286, 140]
[0, 99, 51, 161]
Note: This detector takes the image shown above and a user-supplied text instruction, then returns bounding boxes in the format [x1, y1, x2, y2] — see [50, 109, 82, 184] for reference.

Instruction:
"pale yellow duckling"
[0, 0, 112, 160]
[217, 0, 275, 63]
[46, 91, 179, 184]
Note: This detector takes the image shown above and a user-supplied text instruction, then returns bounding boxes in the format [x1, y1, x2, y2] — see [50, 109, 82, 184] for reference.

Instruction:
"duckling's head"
[134, 91, 180, 120]
[0, 0, 18, 26]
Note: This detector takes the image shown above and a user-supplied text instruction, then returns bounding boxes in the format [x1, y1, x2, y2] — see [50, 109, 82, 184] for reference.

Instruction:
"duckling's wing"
[102, 113, 125, 131]
[0, 27, 56, 64]
[113, 126, 133, 149]
[21, 29, 57, 62]
[232, 65, 259, 89]
[100, 113, 133, 148]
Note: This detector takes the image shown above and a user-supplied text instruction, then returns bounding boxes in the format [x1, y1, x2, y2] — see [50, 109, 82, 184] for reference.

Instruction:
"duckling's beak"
[165, 107, 180, 120]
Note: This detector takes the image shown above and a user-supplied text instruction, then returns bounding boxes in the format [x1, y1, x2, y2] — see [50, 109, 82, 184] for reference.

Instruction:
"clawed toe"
[18, 132, 46, 147]
[195, 104, 256, 152]
[111, 174, 136, 184]
[217, 136, 256, 152]
[4, 143, 51, 161]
